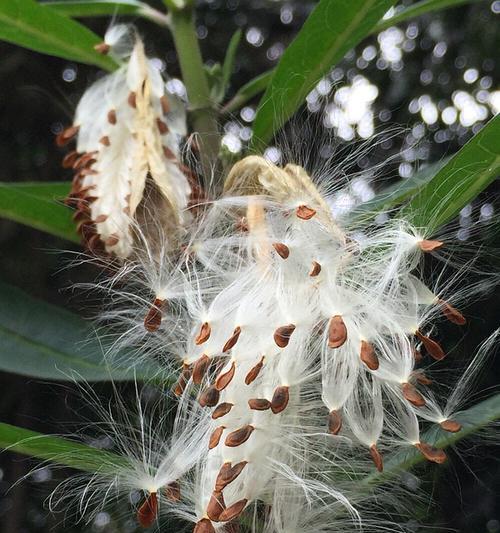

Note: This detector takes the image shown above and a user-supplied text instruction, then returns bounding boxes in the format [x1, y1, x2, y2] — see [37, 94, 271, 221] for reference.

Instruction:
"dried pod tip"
[225, 425, 254, 447]
[215, 361, 236, 391]
[94, 42, 110, 54]
[439, 299, 466, 325]
[272, 242, 290, 259]
[418, 239, 444, 252]
[218, 499, 248, 522]
[273, 324, 296, 348]
[144, 298, 165, 332]
[416, 441, 447, 464]
[309, 260, 322, 277]
[137, 492, 158, 528]
[328, 315, 347, 349]
[209, 426, 225, 450]
[192, 354, 211, 385]
[369, 444, 383, 472]
[271, 385, 290, 414]
[199, 385, 220, 408]
[360, 340, 379, 370]
[194, 518, 215, 533]
[223, 327, 242, 352]
[440, 419, 462, 433]
[164, 481, 180, 502]
[415, 330, 445, 360]
[195, 322, 212, 345]
[212, 402, 234, 419]
[245, 356, 265, 385]
[401, 382, 426, 407]
[328, 410, 342, 435]
[296, 204, 317, 220]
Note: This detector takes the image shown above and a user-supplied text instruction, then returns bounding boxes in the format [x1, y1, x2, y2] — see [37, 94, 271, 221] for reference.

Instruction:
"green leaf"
[0, 181, 78, 243]
[399, 114, 500, 232]
[221, 29, 242, 97]
[42, 0, 170, 26]
[221, 69, 274, 115]
[250, 0, 397, 151]
[0, 422, 128, 474]
[0, 0, 117, 70]
[0, 282, 162, 381]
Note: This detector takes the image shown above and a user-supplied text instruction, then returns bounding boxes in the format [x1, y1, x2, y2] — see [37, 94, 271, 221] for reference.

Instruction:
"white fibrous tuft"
[59, 25, 193, 258]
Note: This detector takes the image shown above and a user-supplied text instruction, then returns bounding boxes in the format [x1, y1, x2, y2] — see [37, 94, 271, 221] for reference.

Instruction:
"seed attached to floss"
[296, 204, 317, 220]
[328, 410, 342, 435]
[415, 330, 445, 360]
[215, 361, 236, 391]
[271, 386, 289, 414]
[414, 371, 432, 386]
[245, 356, 264, 384]
[225, 425, 254, 447]
[173, 363, 191, 396]
[107, 109, 117, 125]
[369, 444, 383, 472]
[207, 490, 226, 521]
[248, 398, 271, 411]
[401, 382, 426, 407]
[199, 385, 220, 408]
[272, 242, 290, 259]
[360, 340, 379, 370]
[94, 42, 110, 54]
[156, 118, 169, 134]
[195, 322, 212, 345]
[144, 298, 165, 332]
[218, 499, 248, 522]
[223, 327, 242, 352]
[194, 518, 215, 533]
[274, 324, 296, 348]
[309, 260, 322, 277]
[440, 419, 462, 433]
[136, 492, 158, 528]
[209, 426, 225, 450]
[418, 239, 444, 252]
[56, 125, 79, 146]
[215, 461, 248, 491]
[415, 441, 447, 464]
[212, 402, 234, 419]
[439, 299, 466, 325]
[328, 315, 347, 349]
[164, 480, 181, 501]
[192, 354, 211, 385]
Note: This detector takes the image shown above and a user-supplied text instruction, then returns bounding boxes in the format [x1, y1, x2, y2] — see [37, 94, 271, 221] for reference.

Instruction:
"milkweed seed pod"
[60, 25, 192, 258]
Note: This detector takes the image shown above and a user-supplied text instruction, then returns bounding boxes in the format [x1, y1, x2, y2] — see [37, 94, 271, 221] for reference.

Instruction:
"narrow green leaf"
[0, 422, 128, 474]
[0, 0, 117, 70]
[0, 181, 78, 243]
[42, 0, 170, 26]
[221, 70, 274, 115]
[0, 282, 162, 382]
[222, 29, 242, 96]
[250, 0, 397, 151]
[399, 114, 500, 232]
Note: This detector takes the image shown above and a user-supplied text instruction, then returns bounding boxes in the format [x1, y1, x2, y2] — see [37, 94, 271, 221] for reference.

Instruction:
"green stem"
[167, 3, 220, 180]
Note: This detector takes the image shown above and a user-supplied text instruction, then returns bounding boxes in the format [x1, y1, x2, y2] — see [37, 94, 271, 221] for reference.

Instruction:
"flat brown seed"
[440, 419, 462, 433]
[128, 91, 137, 108]
[137, 492, 157, 528]
[271, 386, 289, 414]
[172, 364, 191, 396]
[418, 239, 444, 252]
[369, 444, 383, 472]
[414, 371, 432, 386]
[328, 410, 342, 435]
[99, 135, 110, 146]
[413, 348, 423, 363]
[215, 461, 247, 491]
[439, 299, 466, 325]
[309, 261, 322, 277]
[224, 522, 240, 533]
[62, 150, 79, 168]
[208, 426, 225, 450]
[223, 327, 242, 353]
[248, 398, 271, 411]
[416, 441, 447, 464]
[160, 94, 170, 114]
[245, 357, 264, 385]
[207, 490, 226, 521]
[225, 425, 254, 447]
[274, 324, 296, 348]
[163, 145, 176, 160]
[360, 340, 379, 370]
[94, 214, 108, 224]
[218, 499, 248, 522]
[157, 118, 169, 134]
[144, 298, 165, 332]
[195, 322, 211, 345]
[199, 385, 220, 408]
[194, 518, 215, 533]
[212, 402, 234, 419]
[296, 205, 317, 220]
[415, 331, 445, 360]
[215, 361, 236, 391]
[164, 481, 180, 501]
[94, 42, 110, 54]
[272, 242, 290, 259]
[107, 109, 117, 125]
[192, 354, 211, 385]
[401, 382, 426, 407]
[328, 315, 347, 349]
[56, 125, 79, 146]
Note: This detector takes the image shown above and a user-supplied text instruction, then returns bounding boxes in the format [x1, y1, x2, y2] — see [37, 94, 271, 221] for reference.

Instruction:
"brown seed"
[94, 214, 109, 224]
[73, 151, 97, 169]
[439, 299, 466, 325]
[328, 410, 342, 435]
[94, 42, 110, 55]
[418, 239, 444, 252]
[56, 125, 79, 146]
[415, 331, 445, 360]
[215, 461, 247, 491]
[157, 118, 169, 134]
[144, 298, 165, 332]
[440, 419, 462, 433]
[212, 402, 233, 419]
[192, 354, 211, 385]
[309, 261, 322, 277]
[208, 426, 225, 449]
[62, 150, 79, 168]
[360, 340, 379, 370]
[245, 357, 264, 385]
[272, 242, 290, 259]
[194, 518, 215, 533]
[172, 363, 191, 396]
[223, 327, 242, 353]
[296, 205, 317, 220]
[163, 145, 176, 160]
[218, 499, 248, 522]
[199, 385, 220, 408]
[160, 94, 170, 114]
[99, 135, 111, 146]
[164, 480, 180, 501]
[273, 324, 296, 348]
[413, 348, 423, 363]
[248, 398, 271, 411]
[136, 492, 157, 528]
[195, 322, 211, 345]
[401, 382, 426, 407]
[225, 425, 254, 447]
[414, 371, 432, 386]
[369, 444, 383, 472]
[224, 522, 240, 533]
[206, 490, 226, 521]
[215, 361, 236, 391]
[271, 386, 289, 414]
[128, 91, 137, 108]
[107, 109, 117, 125]
[415, 441, 447, 464]
[328, 315, 347, 349]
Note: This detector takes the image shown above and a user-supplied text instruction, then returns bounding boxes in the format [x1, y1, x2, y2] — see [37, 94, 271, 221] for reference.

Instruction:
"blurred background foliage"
[0, 0, 498, 531]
